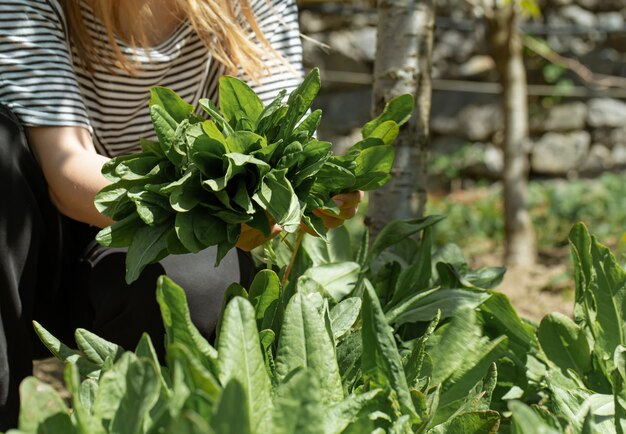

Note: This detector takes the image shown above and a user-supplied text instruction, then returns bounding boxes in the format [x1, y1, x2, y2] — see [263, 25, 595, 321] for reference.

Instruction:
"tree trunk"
[486, 3, 536, 266]
[366, 0, 435, 238]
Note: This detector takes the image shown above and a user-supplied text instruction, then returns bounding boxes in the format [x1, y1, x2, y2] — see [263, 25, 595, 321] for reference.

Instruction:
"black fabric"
[0, 103, 255, 431]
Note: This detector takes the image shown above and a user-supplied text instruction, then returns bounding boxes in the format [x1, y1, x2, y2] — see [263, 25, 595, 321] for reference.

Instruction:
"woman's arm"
[26, 126, 113, 228]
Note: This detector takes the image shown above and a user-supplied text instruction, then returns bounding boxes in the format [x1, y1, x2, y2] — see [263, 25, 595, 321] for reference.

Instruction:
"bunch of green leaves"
[94, 67, 413, 283]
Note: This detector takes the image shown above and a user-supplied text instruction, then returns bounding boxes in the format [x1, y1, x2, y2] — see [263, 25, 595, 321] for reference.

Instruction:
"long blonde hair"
[61, 0, 276, 78]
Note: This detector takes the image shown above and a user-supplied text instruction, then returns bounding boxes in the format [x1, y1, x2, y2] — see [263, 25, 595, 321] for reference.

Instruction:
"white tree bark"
[366, 0, 435, 238]
[486, 2, 536, 266]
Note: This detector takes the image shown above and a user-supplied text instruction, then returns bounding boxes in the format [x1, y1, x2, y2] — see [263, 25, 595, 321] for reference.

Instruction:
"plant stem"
[281, 230, 305, 286]
[280, 232, 296, 252]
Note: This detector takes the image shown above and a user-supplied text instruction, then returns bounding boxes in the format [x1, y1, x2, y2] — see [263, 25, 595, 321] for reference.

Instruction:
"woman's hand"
[237, 191, 364, 249]
[26, 126, 113, 228]
[236, 222, 282, 251]
[314, 191, 364, 228]
[301, 191, 365, 235]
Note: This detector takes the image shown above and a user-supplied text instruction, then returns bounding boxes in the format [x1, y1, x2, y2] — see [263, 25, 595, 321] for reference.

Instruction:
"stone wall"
[299, 0, 626, 179]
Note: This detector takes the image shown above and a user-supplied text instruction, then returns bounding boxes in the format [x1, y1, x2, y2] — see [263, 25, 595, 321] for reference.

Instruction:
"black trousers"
[0, 104, 255, 430]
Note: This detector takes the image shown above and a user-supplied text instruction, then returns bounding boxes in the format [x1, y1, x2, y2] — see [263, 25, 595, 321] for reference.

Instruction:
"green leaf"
[362, 94, 414, 138]
[369, 216, 446, 263]
[277, 141, 305, 170]
[293, 109, 322, 139]
[361, 281, 417, 420]
[91, 352, 133, 425]
[336, 331, 362, 393]
[125, 222, 170, 284]
[64, 363, 105, 434]
[344, 137, 386, 158]
[613, 346, 626, 434]
[95, 213, 143, 248]
[225, 131, 267, 154]
[150, 105, 177, 156]
[386, 287, 491, 326]
[249, 270, 281, 331]
[203, 153, 269, 193]
[211, 379, 251, 434]
[217, 297, 273, 433]
[463, 267, 506, 290]
[166, 343, 221, 401]
[426, 308, 488, 386]
[427, 310, 509, 423]
[352, 145, 395, 191]
[275, 293, 344, 404]
[285, 68, 321, 127]
[156, 276, 218, 374]
[214, 282, 249, 346]
[324, 389, 382, 434]
[32, 321, 100, 378]
[330, 297, 362, 340]
[256, 89, 287, 131]
[162, 411, 213, 434]
[298, 262, 360, 303]
[110, 359, 160, 434]
[128, 188, 173, 225]
[17, 377, 71, 434]
[74, 328, 124, 366]
[272, 369, 325, 434]
[508, 401, 562, 434]
[140, 138, 165, 157]
[253, 169, 301, 233]
[538, 312, 592, 375]
[477, 291, 536, 357]
[94, 185, 134, 220]
[568, 222, 626, 377]
[259, 329, 277, 380]
[313, 161, 356, 193]
[187, 129, 227, 179]
[219, 75, 264, 127]
[113, 154, 164, 182]
[79, 379, 97, 416]
[150, 86, 194, 123]
[169, 168, 204, 213]
[135, 333, 171, 395]
[368, 120, 399, 145]
[175, 208, 227, 253]
[200, 119, 226, 143]
[387, 226, 433, 308]
[199, 98, 234, 135]
[405, 311, 440, 388]
[443, 411, 501, 434]
[291, 140, 332, 187]
[302, 225, 352, 266]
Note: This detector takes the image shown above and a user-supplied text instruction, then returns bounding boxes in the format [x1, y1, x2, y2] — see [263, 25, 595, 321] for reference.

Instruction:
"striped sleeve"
[245, 0, 304, 105]
[0, 0, 90, 128]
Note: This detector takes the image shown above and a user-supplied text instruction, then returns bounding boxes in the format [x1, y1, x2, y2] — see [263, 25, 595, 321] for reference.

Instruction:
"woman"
[0, 0, 361, 428]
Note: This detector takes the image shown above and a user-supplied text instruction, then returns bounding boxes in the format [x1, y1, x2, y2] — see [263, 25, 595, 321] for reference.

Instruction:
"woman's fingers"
[236, 223, 282, 251]
[312, 190, 364, 230]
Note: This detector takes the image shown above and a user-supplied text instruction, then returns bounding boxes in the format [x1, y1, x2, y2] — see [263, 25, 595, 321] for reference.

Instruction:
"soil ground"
[476, 249, 574, 322]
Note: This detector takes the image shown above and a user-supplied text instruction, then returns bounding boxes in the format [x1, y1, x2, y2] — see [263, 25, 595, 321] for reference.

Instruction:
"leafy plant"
[7, 216, 513, 434]
[7, 216, 626, 433]
[94, 68, 413, 283]
[510, 222, 626, 433]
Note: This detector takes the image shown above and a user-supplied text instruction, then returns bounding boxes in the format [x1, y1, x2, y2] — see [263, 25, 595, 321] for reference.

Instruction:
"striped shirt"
[0, 0, 303, 157]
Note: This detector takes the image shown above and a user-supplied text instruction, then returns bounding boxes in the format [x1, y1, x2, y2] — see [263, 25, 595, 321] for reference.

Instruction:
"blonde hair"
[60, 0, 276, 79]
